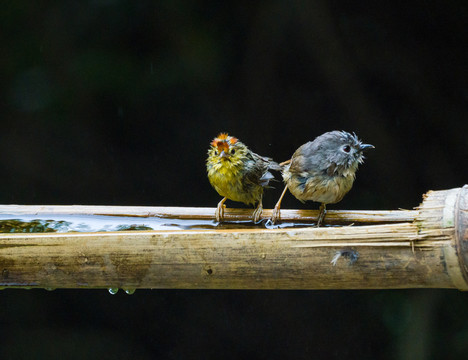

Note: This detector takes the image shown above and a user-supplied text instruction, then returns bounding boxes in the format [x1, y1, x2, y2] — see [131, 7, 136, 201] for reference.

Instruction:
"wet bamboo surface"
[0, 186, 467, 290]
[0, 204, 417, 225]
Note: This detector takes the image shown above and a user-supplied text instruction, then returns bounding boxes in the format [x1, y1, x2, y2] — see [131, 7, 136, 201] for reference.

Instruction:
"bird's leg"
[316, 203, 327, 227]
[270, 185, 288, 224]
[252, 196, 263, 223]
[215, 197, 227, 222]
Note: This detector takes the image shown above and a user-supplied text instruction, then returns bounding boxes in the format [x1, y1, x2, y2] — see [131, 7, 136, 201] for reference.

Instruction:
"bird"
[206, 133, 281, 222]
[270, 131, 374, 226]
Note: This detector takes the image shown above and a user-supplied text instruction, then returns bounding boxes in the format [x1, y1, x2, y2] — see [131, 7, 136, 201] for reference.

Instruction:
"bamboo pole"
[0, 186, 467, 290]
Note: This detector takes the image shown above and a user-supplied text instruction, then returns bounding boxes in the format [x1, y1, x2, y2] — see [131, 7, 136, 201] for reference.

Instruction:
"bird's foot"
[316, 204, 327, 227]
[252, 203, 263, 223]
[270, 204, 281, 225]
[215, 204, 225, 222]
[270, 186, 288, 225]
[215, 198, 227, 222]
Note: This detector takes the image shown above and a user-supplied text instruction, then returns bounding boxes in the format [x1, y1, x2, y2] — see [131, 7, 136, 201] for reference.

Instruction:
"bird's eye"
[343, 145, 351, 153]
[230, 149, 236, 155]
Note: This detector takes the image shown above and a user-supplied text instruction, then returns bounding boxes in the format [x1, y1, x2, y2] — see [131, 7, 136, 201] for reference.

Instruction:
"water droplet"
[45, 287, 56, 291]
[108, 287, 119, 295]
[124, 288, 136, 295]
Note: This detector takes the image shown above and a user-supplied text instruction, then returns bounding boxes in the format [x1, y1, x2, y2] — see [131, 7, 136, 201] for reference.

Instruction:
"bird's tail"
[269, 159, 290, 172]
[267, 160, 283, 172]
[259, 171, 276, 187]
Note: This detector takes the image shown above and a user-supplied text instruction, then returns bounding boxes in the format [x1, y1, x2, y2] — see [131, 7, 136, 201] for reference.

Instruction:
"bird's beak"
[359, 143, 375, 151]
[219, 150, 230, 159]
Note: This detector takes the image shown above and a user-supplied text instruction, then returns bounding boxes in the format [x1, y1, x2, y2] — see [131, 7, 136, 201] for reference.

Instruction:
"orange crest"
[210, 133, 238, 151]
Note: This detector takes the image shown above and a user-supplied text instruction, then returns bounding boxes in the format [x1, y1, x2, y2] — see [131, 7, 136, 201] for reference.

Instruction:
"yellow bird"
[207, 133, 281, 222]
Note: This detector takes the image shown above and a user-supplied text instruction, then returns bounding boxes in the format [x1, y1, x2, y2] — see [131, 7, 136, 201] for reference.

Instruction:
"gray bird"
[270, 131, 374, 226]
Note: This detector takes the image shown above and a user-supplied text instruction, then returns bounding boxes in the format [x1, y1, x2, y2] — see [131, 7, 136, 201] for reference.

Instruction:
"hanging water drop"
[124, 288, 136, 295]
[108, 287, 119, 295]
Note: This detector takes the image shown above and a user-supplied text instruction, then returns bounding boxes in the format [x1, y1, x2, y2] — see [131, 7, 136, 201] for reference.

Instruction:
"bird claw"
[316, 204, 327, 227]
[215, 201, 226, 222]
[252, 203, 263, 223]
[270, 185, 287, 225]
[270, 205, 281, 225]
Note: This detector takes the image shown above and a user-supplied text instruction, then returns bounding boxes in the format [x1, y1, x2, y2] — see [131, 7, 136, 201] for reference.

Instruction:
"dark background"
[1, 1, 468, 359]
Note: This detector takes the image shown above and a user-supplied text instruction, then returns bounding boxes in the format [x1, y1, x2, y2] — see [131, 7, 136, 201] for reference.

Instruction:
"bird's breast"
[284, 169, 355, 204]
[207, 159, 262, 205]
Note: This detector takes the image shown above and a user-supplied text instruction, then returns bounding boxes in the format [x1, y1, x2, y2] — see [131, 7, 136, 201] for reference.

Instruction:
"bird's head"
[208, 133, 247, 163]
[318, 131, 374, 172]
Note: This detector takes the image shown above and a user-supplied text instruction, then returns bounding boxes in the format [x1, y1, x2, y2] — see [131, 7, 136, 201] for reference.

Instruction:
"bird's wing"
[244, 152, 279, 187]
[289, 141, 328, 174]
